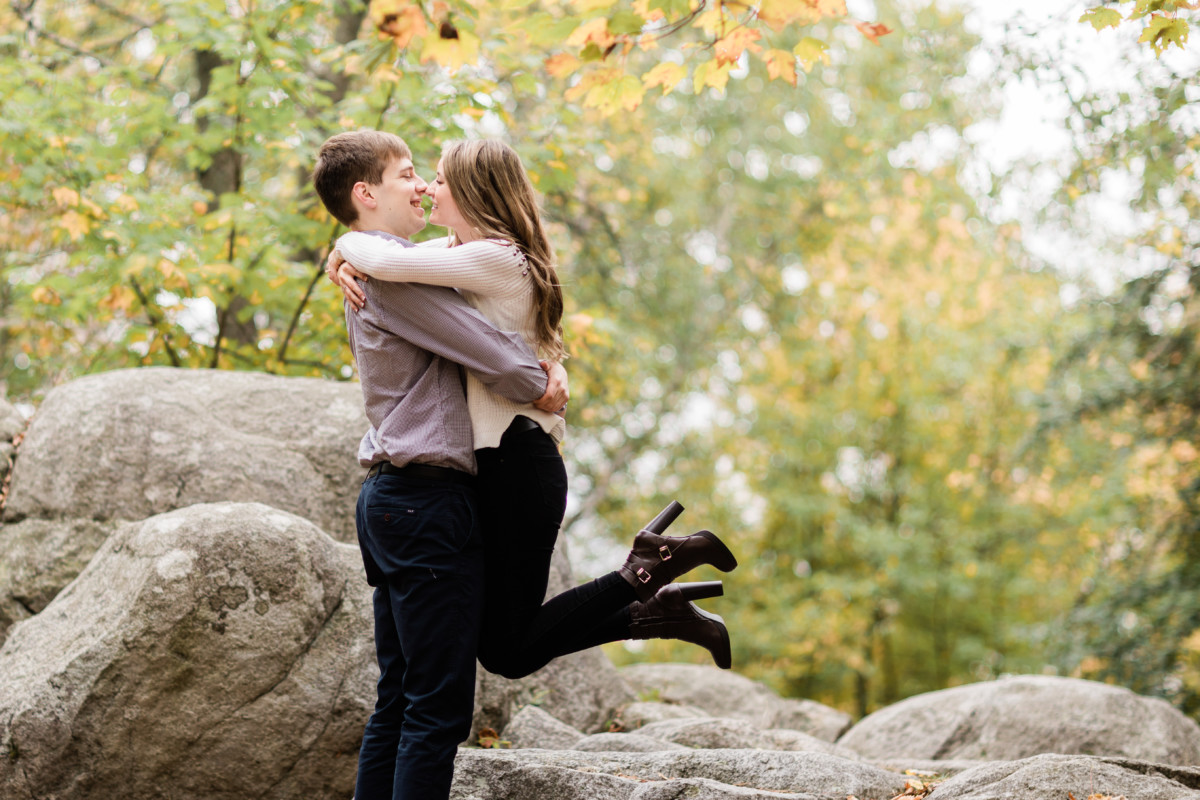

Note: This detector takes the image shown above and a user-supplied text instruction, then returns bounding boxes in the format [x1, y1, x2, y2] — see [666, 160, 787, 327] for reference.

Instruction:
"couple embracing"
[312, 130, 740, 800]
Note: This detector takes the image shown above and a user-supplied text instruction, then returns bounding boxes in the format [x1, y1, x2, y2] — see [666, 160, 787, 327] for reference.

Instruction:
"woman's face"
[426, 158, 470, 237]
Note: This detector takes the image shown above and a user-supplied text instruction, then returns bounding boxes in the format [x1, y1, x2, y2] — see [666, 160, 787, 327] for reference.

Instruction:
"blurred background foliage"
[2, 0, 1198, 721]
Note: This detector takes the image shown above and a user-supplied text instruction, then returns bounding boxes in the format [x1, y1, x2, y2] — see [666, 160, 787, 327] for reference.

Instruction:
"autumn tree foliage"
[0, 0, 890, 398]
[1080, 0, 1196, 56]
[4, 0, 1200, 723]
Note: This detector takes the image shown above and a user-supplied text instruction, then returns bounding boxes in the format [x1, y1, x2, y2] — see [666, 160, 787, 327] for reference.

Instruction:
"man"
[312, 130, 564, 800]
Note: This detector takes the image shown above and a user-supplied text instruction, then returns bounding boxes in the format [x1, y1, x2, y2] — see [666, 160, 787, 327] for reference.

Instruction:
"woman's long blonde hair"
[441, 139, 565, 362]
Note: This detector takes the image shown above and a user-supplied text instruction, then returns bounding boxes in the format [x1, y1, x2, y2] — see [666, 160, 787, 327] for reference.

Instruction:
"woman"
[329, 139, 737, 673]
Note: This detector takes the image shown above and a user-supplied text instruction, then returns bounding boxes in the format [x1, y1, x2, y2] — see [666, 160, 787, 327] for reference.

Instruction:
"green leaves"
[1079, 7, 1123, 31]
[1080, 2, 1194, 55]
[1139, 14, 1190, 54]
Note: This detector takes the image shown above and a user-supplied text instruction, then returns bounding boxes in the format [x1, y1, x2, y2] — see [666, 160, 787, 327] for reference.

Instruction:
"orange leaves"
[31, 287, 62, 306]
[368, 0, 479, 73]
[762, 49, 798, 86]
[371, 1, 427, 49]
[565, 17, 618, 50]
[545, 53, 582, 78]
[529, 0, 890, 114]
[889, 773, 941, 800]
[361, 0, 891, 113]
[58, 211, 91, 241]
[855, 20, 892, 44]
[565, 68, 645, 114]
[51, 186, 80, 208]
[757, 0, 829, 31]
[641, 61, 687, 95]
[713, 28, 762, 65]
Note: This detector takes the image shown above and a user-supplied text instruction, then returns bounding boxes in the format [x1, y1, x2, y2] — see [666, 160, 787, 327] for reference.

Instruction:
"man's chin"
[400, 217, 427, 238]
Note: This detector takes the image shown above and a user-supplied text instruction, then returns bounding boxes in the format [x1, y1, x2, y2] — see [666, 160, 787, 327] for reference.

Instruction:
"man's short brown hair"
[313, 130, 412, 226]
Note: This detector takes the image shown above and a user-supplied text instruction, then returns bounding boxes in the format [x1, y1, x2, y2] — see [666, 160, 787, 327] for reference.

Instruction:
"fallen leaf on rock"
[476, 727, 510, 749]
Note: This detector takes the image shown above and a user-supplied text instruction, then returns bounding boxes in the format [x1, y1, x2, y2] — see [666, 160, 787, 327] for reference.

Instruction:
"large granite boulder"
[636, 718, 857, 757]
[616, 700, 710, 729]
[839, 674, 1200, 764]
[0, 397, 25, 441]
[0, 517, 116, 642]
[0, 396, 25, 489]
[501, 705, 586, 750]
[4, 368, 367, 541]
[450, 748, 908, 800]
[0, 502, 377, 800]
[620, 663, 851, 741]
[927, 754, 1200, 799]
[573, 732, 690, 752]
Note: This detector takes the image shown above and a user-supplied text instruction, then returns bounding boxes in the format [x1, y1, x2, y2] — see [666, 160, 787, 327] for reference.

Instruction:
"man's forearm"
[364, 280, 546, 402]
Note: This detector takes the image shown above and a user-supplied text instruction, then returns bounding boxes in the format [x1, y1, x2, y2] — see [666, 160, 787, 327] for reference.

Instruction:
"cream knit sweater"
[335, 232, 566, 450]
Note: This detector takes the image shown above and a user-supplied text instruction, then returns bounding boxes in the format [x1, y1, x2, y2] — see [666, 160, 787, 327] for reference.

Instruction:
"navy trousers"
[475, 420, 636, 679]
[353, 471, 484, 800]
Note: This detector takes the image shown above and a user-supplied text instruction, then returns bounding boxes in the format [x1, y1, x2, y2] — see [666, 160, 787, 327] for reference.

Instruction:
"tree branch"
[276, 224, 342, 369]
[128, 276, 181, 367]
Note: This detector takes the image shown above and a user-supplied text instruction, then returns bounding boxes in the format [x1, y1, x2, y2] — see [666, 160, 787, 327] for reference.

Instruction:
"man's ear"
[352, 181, 377, 209]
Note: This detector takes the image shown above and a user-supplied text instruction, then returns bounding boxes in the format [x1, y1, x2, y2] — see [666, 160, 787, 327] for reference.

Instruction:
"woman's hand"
[326, 249, 368, 310]
[534, 360, 569, 416]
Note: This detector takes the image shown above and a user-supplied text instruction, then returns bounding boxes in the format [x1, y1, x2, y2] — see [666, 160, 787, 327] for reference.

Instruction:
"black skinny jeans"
[474, 417, 637, 678]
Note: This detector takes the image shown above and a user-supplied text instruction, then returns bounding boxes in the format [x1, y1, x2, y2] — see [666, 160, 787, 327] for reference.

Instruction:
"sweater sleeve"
[336, 233, 524, 296]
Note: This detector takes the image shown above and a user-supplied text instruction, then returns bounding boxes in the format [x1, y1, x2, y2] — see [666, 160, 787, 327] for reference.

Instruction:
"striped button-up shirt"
[345, 232, 547, 475]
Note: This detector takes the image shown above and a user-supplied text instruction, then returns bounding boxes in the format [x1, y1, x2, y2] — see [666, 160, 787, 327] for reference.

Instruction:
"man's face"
[369, 156, 428, 239]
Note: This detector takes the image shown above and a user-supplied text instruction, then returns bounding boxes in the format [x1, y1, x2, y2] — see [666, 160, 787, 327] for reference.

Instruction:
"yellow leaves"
[794, 37, 830, 71]
[1080, 4, 1192, 56]
[641, 61, 686, 94]
[367, 0, 484, 72]
[573, 0, 619, 12]
[31, 287, 62, 306]
[565, 68, 645, 113]
[693, 59, 731, 93]
[526, 0, 889, 114]
[59, 210, 91, 241]
[891, 775, 941, 800]
[757, 0, 835, 31]
[420, 26, 481, 72]
[99, 284, 137, 313]
[112, 193, 139, 213]
[52, 187, 80, 208]
[371, 0, 427, 49]
[566, 17, 617, 49]
[1170, 440, 1199, 464]
[1079, 7, 1122, 31]
[1139, 14, 1189, 56]
[713, 28, 761, 65]
[545, 53, 581, 77]
[762, 48, 797, 85]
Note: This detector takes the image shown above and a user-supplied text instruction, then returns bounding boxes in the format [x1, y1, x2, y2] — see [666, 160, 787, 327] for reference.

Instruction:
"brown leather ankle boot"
[618, 528, 738, 602]
[628, 582, 731, 669]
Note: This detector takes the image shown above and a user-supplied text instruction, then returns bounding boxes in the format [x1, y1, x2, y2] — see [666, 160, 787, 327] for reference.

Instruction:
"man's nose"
[414, 176, 428, 192]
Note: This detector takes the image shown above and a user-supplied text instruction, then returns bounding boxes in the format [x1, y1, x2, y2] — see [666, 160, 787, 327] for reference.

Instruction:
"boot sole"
[693, 530, 738, 572]
[694, 605, 732, 669]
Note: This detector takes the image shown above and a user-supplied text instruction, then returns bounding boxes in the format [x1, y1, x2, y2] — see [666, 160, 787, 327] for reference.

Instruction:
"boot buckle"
[658, 545, 672, 561]
[636, 567, 653, 584]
